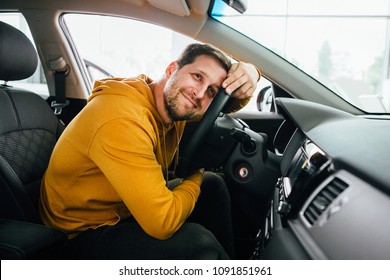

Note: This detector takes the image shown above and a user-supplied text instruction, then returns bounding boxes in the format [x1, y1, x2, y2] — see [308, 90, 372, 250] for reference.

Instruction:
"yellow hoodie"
[40, 74, 249, 240]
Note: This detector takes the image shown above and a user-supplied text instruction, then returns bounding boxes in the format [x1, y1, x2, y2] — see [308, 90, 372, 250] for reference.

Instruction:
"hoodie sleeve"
[88, 115, 202, 240]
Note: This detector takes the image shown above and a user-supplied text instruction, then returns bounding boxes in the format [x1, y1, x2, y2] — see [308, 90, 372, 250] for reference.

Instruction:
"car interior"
[0, 21, 67, 259]
[1, 0, 390, 260]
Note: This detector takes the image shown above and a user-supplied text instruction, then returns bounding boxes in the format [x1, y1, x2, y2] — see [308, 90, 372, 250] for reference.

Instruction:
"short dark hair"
[176, 43, 232, 73]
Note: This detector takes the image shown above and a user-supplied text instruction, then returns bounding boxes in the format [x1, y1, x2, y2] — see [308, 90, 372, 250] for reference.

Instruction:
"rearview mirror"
[222, 0, 248, 14]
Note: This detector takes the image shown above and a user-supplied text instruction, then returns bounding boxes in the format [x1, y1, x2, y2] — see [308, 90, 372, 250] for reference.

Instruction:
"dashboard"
[260, 97, 390, 260]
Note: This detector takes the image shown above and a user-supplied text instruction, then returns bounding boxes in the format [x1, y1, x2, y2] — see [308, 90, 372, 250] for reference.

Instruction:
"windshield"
[211, 0, 390, 113]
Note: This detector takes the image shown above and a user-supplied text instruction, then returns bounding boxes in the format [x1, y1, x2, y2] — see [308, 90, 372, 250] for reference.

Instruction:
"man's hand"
[222, 62, 260, 99]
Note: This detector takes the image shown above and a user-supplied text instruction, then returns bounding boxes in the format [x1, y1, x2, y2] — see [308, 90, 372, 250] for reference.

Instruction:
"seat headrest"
[0, 21, 38, 82]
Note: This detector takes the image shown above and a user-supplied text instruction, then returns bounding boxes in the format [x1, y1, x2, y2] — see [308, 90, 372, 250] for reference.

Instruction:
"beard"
[163, 76, 203, 122]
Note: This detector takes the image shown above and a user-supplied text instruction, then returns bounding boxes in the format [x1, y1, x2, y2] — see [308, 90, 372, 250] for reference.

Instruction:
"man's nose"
[192, 85, 207, 99]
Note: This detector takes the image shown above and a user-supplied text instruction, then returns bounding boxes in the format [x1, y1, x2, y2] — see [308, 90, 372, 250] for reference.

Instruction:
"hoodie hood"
[88, 74, 185, 174]
[89, 74, 166, 125]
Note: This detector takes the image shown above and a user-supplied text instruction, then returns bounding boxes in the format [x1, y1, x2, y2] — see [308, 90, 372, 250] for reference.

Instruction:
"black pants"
[65, 172, 234, 260]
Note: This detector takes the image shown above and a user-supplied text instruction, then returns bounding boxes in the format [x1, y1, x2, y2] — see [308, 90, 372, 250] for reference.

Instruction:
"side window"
[62, 14, 197, 82]
[0, 13, 49, 98]
[62, 14, 265, 113]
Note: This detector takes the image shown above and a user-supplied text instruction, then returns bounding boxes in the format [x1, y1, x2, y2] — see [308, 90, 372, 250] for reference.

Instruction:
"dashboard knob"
[277, 201, 291, 215]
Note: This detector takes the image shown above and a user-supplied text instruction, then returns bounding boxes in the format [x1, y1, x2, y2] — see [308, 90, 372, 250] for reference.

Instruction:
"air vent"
[303, 177, 349, 225]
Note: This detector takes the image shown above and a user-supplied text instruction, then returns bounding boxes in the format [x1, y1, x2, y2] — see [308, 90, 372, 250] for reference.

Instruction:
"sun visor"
[147, 0, 190, 16]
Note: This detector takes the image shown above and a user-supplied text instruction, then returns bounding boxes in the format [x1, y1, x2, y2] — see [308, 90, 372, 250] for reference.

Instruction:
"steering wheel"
[174, 89, 231, 178]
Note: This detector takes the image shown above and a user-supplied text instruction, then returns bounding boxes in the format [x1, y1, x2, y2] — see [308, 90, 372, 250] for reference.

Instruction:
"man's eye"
[193, 73, 201, 80]
[208, 87, 217, 97]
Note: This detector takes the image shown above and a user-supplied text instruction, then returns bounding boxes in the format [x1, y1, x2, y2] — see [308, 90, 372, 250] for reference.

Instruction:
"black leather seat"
[0, 21, 67, 259]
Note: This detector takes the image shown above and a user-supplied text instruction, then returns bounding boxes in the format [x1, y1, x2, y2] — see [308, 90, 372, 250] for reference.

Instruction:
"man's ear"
[165, 61, 178, 77]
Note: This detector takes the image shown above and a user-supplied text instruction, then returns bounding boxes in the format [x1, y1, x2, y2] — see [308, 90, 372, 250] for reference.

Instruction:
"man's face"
[163, 55, 228, 121]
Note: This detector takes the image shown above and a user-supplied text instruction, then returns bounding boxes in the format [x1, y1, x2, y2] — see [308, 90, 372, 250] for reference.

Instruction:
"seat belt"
[49, 57, 69, 115]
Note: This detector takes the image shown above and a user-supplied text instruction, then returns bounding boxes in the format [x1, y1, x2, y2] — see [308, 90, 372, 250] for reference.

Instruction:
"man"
[40, 43, 260, 259]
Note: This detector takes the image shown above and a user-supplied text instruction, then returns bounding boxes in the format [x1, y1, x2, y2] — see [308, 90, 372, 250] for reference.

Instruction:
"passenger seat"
[0, 21, 67, 259]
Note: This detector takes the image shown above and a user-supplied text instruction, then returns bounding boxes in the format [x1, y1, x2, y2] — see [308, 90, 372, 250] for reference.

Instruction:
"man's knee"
[182, 223, 229, 260]
[200, 172, 230, 204]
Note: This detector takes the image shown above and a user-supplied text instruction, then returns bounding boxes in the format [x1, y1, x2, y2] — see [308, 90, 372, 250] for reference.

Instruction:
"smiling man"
[40, 43, 260, 260]
[155, 51, 229, 122]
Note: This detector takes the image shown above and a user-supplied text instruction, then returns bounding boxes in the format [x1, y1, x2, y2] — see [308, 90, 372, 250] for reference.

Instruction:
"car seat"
[0, 21, 67, 259]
